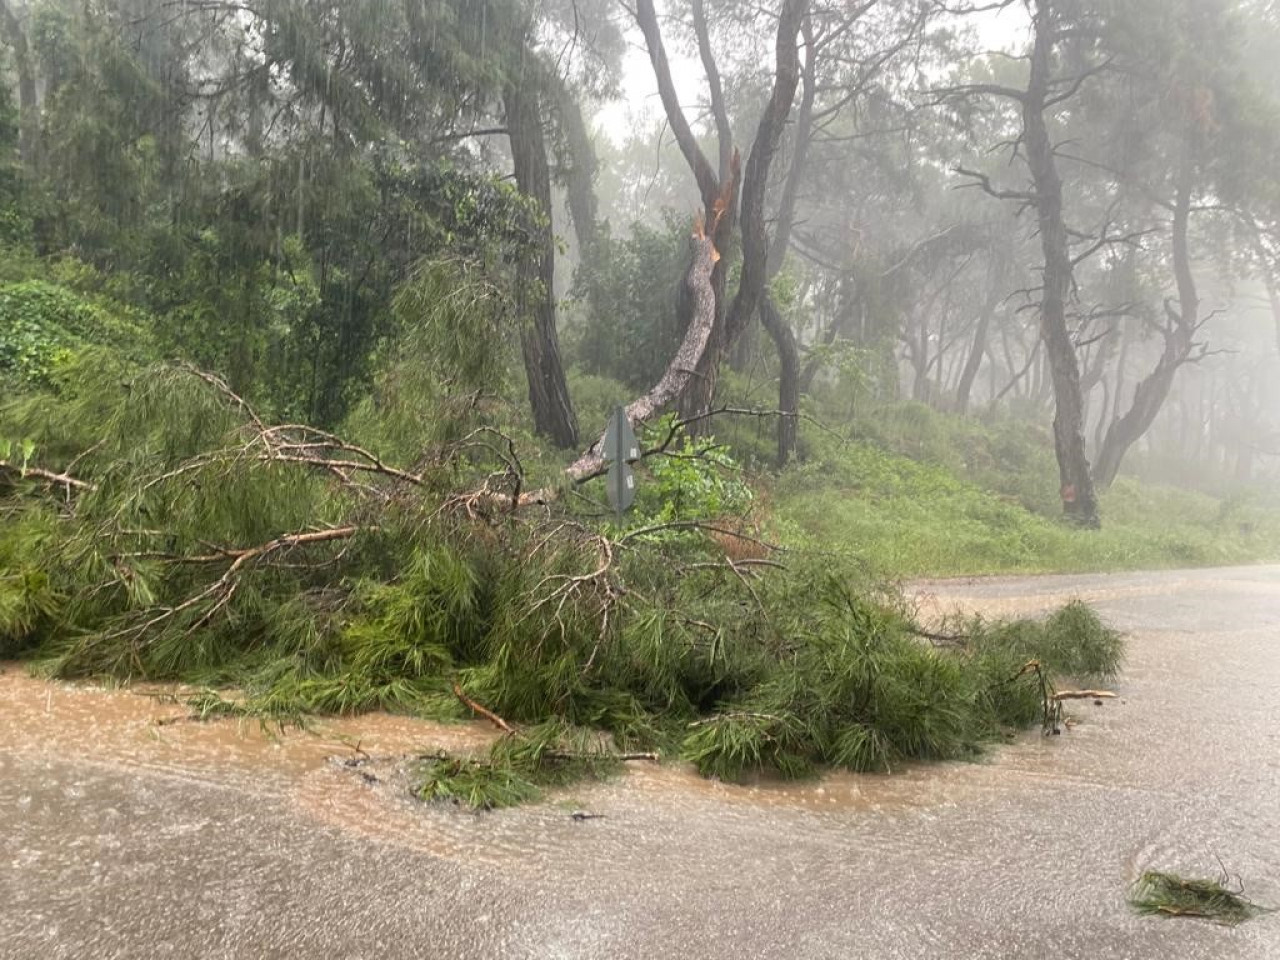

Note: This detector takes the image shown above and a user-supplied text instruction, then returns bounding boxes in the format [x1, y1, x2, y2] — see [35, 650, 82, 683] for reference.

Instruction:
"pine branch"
[0, 460, 96, 493]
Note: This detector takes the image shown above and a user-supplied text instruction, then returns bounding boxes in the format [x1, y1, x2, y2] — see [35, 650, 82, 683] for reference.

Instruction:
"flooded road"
[3, 565, 1279, 959]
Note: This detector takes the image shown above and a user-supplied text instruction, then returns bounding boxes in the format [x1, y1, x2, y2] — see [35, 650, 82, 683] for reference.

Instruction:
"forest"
[0, 0, 1277, 802]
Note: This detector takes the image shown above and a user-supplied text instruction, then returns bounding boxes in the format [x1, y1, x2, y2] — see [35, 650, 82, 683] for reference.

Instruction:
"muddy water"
[3, 565, 1280, 959]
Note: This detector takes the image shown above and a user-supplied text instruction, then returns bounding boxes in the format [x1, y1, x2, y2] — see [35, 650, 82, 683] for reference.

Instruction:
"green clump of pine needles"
[416, 720, 625, 810]
[1, 357, 1126, 810]
[1129, 869, 1271, 926]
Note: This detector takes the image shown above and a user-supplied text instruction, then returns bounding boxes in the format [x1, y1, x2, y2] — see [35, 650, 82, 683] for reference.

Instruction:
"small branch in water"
[452, 680, 515, 734]
[1053, 690, 1117, 700]
[547, 750, 660, 763]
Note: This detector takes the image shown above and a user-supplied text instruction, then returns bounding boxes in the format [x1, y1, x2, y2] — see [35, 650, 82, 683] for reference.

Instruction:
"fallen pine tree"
[0, 351, 1123, 804]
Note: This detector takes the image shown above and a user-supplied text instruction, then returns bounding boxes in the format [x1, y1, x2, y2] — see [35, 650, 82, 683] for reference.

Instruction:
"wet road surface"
[3, 565, 1279, 959]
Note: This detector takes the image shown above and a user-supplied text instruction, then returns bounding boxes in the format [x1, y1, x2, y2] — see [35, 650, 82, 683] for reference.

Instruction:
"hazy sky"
[596, 4, 1029, 143]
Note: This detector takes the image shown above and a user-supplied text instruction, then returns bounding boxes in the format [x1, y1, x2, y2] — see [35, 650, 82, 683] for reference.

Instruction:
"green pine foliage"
[1129, 870, 1271, 925]
[0, 356, 1124, 799]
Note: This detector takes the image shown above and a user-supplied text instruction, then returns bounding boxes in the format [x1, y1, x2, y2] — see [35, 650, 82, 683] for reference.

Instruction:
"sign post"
[602, 406, 639, 516]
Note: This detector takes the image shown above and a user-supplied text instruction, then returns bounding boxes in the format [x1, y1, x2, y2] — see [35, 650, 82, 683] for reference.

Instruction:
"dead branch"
[452, 681, 515, 734]
[617, 521, 782, 552]
[0, 460, 96, 493]
[546, 750, 660, 763]
[100, 525, 364, 647]
[909, 625, 970, 647]
[953, 166, 1036, 203]
[1053, 690, 1117, 700]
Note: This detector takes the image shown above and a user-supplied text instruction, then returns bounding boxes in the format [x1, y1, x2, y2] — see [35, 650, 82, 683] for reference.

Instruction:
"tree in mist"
[937, 0, 1112, 526]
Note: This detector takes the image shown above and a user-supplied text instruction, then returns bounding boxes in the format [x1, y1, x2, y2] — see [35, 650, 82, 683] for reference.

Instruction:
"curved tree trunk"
[568, 225, 719, 480]
[954, 311, 990, 415]
[757, 10, 814, 466]
[1094, 156, 1198, 489]
[505, 81, 579, 449]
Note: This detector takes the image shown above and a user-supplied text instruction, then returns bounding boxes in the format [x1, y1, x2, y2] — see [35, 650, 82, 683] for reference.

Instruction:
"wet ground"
[2, 565, 1279, 959]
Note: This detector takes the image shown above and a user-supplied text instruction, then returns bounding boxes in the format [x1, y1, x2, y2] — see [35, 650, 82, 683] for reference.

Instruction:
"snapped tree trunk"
[505, 82, 579, 450]
[636, 0, 807, 431]
[1023, 0, 1098, 526]
[568, 222, 720, 480]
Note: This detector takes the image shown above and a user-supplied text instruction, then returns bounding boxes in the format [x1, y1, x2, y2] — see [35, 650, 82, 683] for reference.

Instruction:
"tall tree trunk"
[1094, 151, 1198, 489]
[955, 308, 992, 415]
[1024, 0, 1098, 525]
[758, 10, 815, 467]
[505, 82, 579, 449]
[0, 0, 39, 172]
[550, 78, 599, 260]
[760, 295, 799, 466]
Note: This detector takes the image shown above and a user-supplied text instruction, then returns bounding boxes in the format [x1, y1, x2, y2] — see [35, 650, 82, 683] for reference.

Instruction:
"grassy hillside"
[769, 423, 1280, 579]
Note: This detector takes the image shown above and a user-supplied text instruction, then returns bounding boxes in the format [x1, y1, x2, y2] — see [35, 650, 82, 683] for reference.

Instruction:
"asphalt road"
[3, 565, 1279, 959]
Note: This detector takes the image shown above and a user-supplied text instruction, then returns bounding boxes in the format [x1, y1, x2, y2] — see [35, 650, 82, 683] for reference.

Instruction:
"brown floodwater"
[3, 565, 1279, 959]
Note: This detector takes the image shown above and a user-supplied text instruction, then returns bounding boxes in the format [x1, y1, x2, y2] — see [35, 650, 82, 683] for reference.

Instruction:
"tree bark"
[550, 76, 600, 260]
[691, 0, 734, 185]
[635, 0, 807, 430]
[633, 0, 735, 430]
[505, 81, 579, 449]
[760, 295, 800, 467]
[1023, 0, 1098, 525]
[757, 11, 815, 467]
[568, 225, 719, 479]
[954, 308, 991, 415]
[1094, 153, 1199, 489]
[0, 0, 39, 172]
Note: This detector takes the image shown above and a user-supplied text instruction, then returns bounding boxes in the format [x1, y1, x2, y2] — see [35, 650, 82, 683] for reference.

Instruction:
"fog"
[3, 0, 1280, 520]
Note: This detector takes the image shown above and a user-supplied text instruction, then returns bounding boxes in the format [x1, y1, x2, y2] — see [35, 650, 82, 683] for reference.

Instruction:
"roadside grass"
[773, 439, 1280, 579]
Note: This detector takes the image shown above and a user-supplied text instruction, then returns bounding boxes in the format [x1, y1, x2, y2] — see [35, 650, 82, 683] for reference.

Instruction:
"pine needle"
[1129, 869, 1270, 926]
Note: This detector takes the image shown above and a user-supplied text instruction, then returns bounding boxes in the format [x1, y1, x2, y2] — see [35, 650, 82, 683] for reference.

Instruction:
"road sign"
[602, 406, 639, 515]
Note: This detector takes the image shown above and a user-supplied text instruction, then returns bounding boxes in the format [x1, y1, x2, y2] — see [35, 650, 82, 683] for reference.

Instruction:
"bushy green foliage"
[0, 280, 147, 386]
[679, 582, 1122, 780]
[568, 216, 689, 391]
[632, 417, 754, 524]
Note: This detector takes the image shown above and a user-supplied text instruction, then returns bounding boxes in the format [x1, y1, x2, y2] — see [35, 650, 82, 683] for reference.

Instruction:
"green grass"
[773, 440, 1280, 578]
